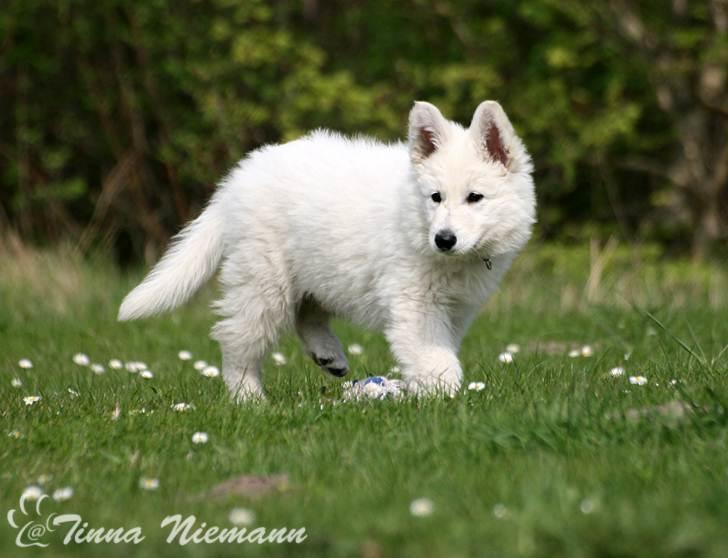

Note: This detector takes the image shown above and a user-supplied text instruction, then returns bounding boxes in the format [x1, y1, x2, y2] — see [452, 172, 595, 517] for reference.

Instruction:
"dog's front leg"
[386, 302, 463, 397]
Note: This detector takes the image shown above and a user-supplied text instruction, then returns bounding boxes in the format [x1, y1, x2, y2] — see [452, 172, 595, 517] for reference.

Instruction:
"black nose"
[434, 230, 457, 251]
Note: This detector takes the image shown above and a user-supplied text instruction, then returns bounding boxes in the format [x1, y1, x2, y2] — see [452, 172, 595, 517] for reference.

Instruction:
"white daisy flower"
[18, 359, 33, 369]
[36, 474, 51, 485]
[568, 349, 581, 358]
[178, 350, 193, 361]
[23, 395, 41, 406]
[580, 498, 597, 514]
[347, 344, 364, 356]
[171, 402, 193, 412]
[109, 359, 123, 369]
[670, 379, 678, 385]
[498, 352, 514, 364]
[11, 378, 22, 388]
[139, 370, 154, 379]
[90, 363, 105, 375]
[139, 477, 159, 491]
[8, 430, 22, 439]
[609, 366, 625, 377]
[580, 345, 594, 357]
[629, 375, 647, 386]
[52, 487, 74, 502]
[409, 497, 434, 517]
[191, 432, 209, 444]
[111, 403, 121, 421]
[193, 360, 208, 371]
[125, 361, 147, 373]
[67, 388, 80, 398]
[229, 507, 255, 526]
[271, 352, 287, 366]
[22, 485, 43, 500]
[492, 503, 508, 519]
[505, 343, 521, 354]
[201, 366, 220, 378]
[72, 353, 90, 366]
[467, 381, 486, 392]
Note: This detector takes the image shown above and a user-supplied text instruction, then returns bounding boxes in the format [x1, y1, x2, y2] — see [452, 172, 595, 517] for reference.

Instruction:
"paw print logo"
[6, 490, 58, 548]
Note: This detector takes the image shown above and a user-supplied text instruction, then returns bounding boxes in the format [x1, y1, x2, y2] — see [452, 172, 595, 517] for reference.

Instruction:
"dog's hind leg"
[295, 296, 349, 377]
[212, 258, 294, 402]
[213, 309, 281, 402]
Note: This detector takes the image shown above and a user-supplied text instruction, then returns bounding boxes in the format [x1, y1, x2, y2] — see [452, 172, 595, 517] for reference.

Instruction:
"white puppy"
[119, 101, 535, 400]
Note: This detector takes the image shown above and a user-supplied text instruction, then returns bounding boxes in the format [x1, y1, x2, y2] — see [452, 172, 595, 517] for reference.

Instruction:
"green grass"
[2, 243, 728, 557]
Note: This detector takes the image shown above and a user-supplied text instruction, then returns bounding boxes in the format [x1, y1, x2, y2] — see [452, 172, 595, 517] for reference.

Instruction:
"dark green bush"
[1, 1, 725, 262]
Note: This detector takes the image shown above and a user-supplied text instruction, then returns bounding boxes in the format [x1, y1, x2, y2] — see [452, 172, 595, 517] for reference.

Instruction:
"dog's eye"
[466, 192, 484, 204]
[431, 192, 442, 203]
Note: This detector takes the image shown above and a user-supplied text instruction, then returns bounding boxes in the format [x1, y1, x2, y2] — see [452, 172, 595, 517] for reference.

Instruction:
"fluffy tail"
[118, 196, 225, 321]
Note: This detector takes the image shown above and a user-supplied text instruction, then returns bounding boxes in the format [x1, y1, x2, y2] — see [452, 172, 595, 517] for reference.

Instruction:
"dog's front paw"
[406, 373, 461, 398]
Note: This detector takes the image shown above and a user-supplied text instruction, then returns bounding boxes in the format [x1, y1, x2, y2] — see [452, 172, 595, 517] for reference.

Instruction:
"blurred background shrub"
[1, 0, 726, 263]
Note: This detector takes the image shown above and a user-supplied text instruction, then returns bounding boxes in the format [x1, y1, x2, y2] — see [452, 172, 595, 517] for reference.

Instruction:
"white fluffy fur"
[119, 100, 536, 400]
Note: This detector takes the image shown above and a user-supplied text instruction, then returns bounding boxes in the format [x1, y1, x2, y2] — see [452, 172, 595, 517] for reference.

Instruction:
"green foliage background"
[1, 0, 726, 262]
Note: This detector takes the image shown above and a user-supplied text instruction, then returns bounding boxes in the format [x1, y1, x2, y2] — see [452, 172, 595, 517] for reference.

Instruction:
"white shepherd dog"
[119, 101, 536, 400]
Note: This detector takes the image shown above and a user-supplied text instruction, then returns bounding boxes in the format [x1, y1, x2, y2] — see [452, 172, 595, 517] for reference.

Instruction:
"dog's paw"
[231, 383, 267, 404]
[310, 351, 349, 377]
[406, 374, 461, 398]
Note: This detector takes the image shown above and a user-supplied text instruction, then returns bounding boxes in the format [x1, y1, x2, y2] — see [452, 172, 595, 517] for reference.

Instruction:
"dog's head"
[408, 101, 535, 259]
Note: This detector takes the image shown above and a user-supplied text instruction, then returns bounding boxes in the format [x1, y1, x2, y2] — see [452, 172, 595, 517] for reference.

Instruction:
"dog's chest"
[301, 255, 508, 330]
[441, 266, 496, 306]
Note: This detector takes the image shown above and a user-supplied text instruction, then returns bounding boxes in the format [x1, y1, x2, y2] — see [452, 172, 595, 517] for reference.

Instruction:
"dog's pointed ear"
[470, 101, 528, 172]
[408, 101, 448, 164]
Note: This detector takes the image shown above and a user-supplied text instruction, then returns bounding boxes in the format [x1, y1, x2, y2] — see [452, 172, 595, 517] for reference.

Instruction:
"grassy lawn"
[2, 243, 728, 557]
